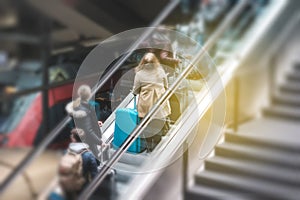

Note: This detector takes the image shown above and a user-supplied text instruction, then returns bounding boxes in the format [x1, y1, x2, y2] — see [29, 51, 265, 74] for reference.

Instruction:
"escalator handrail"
[79, 1, 250, 199]
[0, 0, 180, 194]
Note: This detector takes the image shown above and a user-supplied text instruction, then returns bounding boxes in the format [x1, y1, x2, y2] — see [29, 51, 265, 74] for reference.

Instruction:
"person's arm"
[163, 72, 169, 90]
[160, 51, 180, 67]
[132, 73, 141, 95]
[159, 67, 169, 90]
[88, 104, 103, 139]
[83, 152, 98, 180]
[65, 101, 74, 115]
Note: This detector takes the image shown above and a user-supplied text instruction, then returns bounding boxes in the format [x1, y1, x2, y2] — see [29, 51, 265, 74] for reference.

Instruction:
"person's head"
[78, 85, 92, 101]
[144, 52, 159, 64]
[70, 128, 85, 142]
[136, 52, 160, 72]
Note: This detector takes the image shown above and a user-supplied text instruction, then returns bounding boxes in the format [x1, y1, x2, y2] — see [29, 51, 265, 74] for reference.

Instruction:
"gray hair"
[77, 85, 92, 101]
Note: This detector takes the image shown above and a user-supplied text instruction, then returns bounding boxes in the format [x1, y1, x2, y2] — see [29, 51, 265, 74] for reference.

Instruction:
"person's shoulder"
[81, 151, 99, 169]
[82, 151, 97, 161]
[158, 66, 166, 74]
[82, 150, 93, 157]
[135, 69, 144, 77]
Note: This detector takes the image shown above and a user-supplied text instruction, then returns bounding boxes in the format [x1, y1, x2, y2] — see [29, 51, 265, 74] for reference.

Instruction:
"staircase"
[185, 63, 300, 200]
[265, 64, 300, 120]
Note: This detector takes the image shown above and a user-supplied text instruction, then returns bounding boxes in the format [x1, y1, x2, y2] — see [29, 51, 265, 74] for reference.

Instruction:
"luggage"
[113, 96, 146, 153]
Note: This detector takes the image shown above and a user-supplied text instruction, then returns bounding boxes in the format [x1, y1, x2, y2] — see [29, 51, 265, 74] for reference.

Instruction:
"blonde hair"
[135, 52, 160, 72]
[73, 85, 92, 108]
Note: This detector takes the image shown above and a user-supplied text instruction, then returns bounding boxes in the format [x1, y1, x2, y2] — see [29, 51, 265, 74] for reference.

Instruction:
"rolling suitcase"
[113, 96, 146, 153]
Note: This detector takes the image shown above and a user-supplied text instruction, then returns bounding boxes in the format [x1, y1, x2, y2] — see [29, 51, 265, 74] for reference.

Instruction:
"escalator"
[0, 0, 287, 200]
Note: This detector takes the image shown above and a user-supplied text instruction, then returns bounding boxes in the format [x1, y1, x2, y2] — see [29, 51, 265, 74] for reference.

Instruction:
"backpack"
[58, 149, 88, 192]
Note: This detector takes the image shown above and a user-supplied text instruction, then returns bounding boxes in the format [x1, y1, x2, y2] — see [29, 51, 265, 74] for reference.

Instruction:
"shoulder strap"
[133, 95, 139, 124]
[79, 148, 89, 155]
[66, 149, 75, 155]
[67, 148, 89, 156]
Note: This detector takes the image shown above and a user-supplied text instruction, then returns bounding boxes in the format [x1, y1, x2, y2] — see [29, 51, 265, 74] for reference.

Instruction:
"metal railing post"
[268, 54, 277, 103]
[233, 76, 239, 133]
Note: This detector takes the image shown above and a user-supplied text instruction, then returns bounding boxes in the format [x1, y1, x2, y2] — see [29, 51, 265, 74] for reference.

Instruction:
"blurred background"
[0, 0, 299, 199]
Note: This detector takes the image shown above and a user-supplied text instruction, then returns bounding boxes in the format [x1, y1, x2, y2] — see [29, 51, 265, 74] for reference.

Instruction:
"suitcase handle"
[133, 95, 137, 110]
[133, 95, 139, 124]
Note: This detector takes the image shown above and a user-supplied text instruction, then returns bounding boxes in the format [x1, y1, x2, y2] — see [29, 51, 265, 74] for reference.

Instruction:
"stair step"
[280, 82, 300, 94]
[195, 170, 300, 199]
[215, 142, 300, 168]
[294, 63, 300, 71]
[263, 105, 300, 121]
[205, 156, 300, 186]
[186, 184, 255, 200]
[225, 132, 300, 153]
[287, 72, 300, 82]
[273, 93, 300, 107]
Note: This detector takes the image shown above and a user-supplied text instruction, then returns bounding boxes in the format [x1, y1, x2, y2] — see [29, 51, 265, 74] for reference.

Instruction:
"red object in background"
[6, 83, 74, 147]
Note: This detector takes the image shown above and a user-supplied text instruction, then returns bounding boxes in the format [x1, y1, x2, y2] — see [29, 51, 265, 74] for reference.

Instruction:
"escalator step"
[108, 149, 147, 166]
[113, 162, 141, 183]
